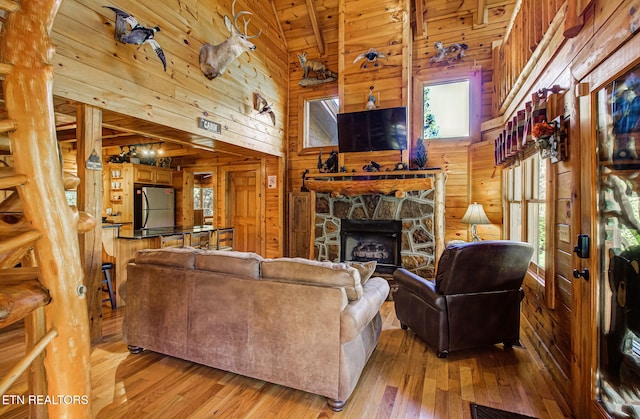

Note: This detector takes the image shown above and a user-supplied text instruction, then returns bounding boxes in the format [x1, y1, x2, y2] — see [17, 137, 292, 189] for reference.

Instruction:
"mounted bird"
[353, 48, 387, 68]
[104, 6, 167, 71]
[254, 92, 276, 126]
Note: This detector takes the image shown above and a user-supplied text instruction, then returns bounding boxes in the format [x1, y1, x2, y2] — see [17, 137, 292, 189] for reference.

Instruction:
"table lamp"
[461, 202, 491, 241]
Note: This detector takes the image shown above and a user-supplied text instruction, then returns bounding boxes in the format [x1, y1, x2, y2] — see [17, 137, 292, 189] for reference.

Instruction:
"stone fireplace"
[340, 219, 402, 274]
[313, 187, 443, 278]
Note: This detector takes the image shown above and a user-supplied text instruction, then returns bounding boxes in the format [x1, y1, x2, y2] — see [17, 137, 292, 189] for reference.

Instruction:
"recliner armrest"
[393, 268, 439, 303]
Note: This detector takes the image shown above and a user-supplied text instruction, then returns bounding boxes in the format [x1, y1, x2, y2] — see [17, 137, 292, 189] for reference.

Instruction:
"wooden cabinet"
[154, 168, 173, 185]
[288, 192, 313, 258]
[134, 165, 172, 185]
[133, 165, 154, 183]
[104, 163, 174, 229]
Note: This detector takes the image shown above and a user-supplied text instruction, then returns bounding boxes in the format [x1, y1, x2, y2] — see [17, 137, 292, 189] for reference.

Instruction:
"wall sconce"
[461, 202, 491, 242]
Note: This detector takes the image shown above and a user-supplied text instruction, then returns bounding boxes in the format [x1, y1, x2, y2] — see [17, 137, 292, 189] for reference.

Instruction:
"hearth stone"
[400, 200, 432, 219]
[377, 200, 397, 219]
[351, 206, 366, 219]
[333, 201, 350, 219]
[316, 196, 330, 213]
[412, 227, 430, 243]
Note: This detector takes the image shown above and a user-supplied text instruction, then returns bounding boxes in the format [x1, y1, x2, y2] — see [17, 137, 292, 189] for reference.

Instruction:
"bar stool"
[215, 227, 234, 251]
[101, 262, 116, 309]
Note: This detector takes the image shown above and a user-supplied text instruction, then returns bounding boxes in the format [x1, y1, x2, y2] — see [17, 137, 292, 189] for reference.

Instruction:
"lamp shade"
[460, 202, 491, 225]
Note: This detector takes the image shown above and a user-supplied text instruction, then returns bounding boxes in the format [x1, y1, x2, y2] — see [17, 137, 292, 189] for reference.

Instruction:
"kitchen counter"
[101, 223, 122, 229]
[117, 225, 216, 239]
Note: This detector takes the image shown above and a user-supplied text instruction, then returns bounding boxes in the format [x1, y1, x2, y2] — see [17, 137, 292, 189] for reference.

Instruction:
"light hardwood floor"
[0, 302, 573, 418]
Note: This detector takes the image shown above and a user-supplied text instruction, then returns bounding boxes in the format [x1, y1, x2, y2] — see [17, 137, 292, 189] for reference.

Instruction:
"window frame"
[503, 153, 548, 284]
[423, 79, 471, 139]
[413, 68, 482, 145]
[297, 89, 340, 155]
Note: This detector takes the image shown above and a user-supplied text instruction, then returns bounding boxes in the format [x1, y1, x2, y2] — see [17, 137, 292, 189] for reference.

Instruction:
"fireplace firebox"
[340, 219, 402, 274]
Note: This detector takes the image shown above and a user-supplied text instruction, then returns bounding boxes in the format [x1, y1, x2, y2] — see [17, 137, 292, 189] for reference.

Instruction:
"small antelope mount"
[297, 52, 338, 87]
[199, 0, 262, 80]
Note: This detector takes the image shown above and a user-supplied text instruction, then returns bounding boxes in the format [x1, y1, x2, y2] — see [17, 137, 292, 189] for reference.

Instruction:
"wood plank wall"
[286, 0, 516, 245]
[469, 141, 502, 240]
[286, 0, 412, 213]
[51, 0, 288, 157]
[490, 0, 640, 406]
[412, 1, 516, 243]
[171, 153, 284, 258]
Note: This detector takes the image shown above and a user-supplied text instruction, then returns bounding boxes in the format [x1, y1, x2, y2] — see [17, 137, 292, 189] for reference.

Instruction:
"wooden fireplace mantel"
[303, 169, 442, 197]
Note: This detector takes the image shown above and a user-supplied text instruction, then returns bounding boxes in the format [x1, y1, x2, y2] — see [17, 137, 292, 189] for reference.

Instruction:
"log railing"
[493, 0, 593, 117]
[0, 0, 94, 417]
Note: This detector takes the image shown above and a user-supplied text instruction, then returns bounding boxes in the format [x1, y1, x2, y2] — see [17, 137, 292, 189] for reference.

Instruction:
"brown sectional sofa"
[123, 247, 389, 411]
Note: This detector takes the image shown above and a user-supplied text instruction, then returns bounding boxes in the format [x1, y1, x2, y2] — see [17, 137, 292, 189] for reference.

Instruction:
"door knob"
[573, 268, 589, 281]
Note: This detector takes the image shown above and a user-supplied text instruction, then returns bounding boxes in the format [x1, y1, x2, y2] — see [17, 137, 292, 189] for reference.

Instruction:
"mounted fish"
[104, 6, 167, 71]
[199, 0, 262, 80]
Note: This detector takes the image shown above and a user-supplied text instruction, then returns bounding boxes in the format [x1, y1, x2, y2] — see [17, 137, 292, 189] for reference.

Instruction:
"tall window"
[423, 80, 470, 139]
[504, 153, 546, 278]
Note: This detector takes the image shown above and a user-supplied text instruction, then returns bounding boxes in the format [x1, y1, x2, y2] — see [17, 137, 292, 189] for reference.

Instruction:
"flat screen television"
[337, 106, 407, 153]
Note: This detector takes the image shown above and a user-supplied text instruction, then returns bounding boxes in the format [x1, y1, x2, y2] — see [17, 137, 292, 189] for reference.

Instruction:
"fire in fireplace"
[340, 219, 402, 274]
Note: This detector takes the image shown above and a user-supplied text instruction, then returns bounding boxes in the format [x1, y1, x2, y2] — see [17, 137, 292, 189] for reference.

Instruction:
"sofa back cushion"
[261, 258, 363, 300]
[135, 247, 196, 270]
[196, 249, 263, 278]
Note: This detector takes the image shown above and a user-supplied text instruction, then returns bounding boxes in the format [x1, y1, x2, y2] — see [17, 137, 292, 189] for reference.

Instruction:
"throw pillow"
[347, 261, 377, 285]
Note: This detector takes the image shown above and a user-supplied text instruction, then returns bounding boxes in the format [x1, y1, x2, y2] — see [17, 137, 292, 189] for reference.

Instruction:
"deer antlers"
[198, 0, 263, 80]
[230, 0, 261, 39]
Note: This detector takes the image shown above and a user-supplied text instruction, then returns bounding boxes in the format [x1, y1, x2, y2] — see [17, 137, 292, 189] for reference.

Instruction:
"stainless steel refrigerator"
[134, 186, 175, 229]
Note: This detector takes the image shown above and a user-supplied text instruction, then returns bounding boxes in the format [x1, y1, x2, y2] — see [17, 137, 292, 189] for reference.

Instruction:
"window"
[194, 187, 214, 217]
[504, 153, 546, 278]
[303, 96, 339, 149]
[423, 80, 470, 139]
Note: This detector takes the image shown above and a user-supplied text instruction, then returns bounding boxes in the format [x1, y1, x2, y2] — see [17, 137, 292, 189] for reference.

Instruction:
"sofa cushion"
[195, 249, 263, 278]
[261, 258, 363, 301]
[346, 261, 377, 285]
[134, 247, 196, 270]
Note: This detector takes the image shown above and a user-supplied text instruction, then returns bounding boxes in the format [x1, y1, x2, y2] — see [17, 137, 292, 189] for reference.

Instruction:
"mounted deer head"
[199, 0, 262, 80]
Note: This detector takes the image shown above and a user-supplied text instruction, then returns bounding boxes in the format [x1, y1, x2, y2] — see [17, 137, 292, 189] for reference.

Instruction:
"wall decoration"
[365, 86, 377, 110]
[103, 6, 166, 71]
[198, 0, 261, 80]
[429, 41, 468, 65]
[532, 116, 568, 162]
[253, 92, 275, 126]
[353, 48, 387, 68]
[317, 149, 339, 173]
[413, 138, 428, 169]
[297, 52, 337, 87]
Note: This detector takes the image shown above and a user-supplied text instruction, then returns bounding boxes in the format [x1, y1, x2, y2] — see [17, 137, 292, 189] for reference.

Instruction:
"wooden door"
[227, 170, 260, 252]
[579, 55, 640, 417]
[288, 191, 313, 258]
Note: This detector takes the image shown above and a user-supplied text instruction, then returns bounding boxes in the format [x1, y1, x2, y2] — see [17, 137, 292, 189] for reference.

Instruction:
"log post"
[76, 104, 103, 343]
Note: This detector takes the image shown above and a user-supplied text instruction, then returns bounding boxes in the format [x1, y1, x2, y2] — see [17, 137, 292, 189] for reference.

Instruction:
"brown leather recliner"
[393, 240, 534, 358]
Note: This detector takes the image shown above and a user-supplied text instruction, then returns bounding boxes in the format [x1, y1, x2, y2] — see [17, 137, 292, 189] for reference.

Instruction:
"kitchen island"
[112, 225, 228, 306]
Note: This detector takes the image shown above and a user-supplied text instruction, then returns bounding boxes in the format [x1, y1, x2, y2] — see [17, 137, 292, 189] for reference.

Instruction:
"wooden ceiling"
[271, 0, 518, 54]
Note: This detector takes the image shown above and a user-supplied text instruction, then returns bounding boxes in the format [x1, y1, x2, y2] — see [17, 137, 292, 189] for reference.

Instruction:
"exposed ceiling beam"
[474, 0, 488, 28]
[305, 0, 325, 56]
[414, 0, 425, 40]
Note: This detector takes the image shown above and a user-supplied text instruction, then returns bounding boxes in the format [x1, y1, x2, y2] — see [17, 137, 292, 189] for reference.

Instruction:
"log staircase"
[0, 0, 93, 417]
